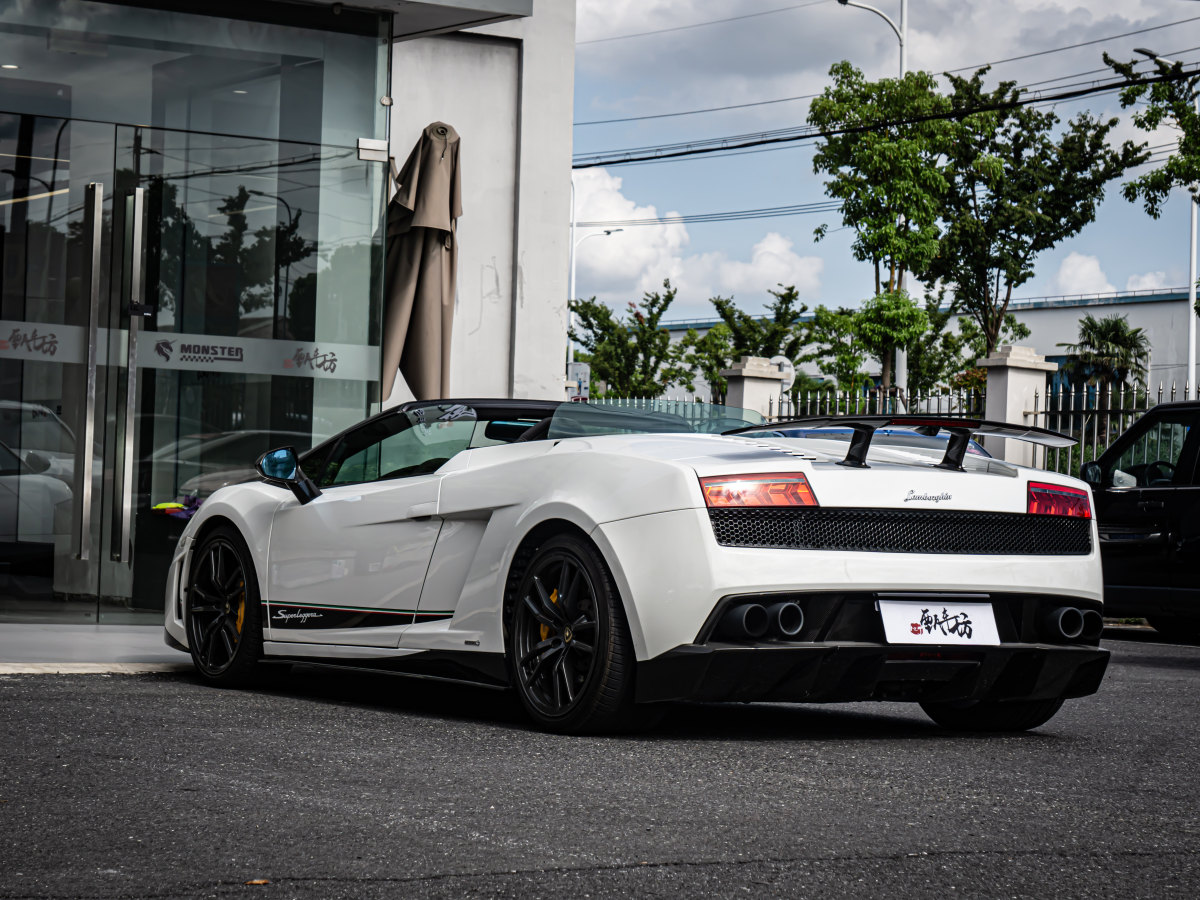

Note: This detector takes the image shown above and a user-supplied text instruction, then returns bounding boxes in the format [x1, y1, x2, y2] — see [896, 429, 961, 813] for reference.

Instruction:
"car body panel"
[165, 400, 1107, 711]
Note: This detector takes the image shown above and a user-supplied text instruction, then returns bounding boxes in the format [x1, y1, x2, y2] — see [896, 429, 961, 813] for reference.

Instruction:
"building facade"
[0, 0, 573, 623]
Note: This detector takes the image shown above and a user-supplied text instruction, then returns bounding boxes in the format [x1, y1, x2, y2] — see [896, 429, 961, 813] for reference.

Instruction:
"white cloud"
[1053, 253, 1115, 295]
[1126, 270, 1169, 291]
[573, 169, 823, 319]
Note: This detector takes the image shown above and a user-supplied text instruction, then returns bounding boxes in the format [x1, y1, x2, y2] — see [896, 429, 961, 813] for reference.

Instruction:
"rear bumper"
[635, 642, 1110, 705]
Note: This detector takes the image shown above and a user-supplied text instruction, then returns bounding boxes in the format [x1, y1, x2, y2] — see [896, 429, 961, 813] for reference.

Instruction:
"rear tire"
[1148, 616, 1200, 643]
[920, 697, 1065, 732]
[186, 526, 263, 687]
[505, 533, 639, 734]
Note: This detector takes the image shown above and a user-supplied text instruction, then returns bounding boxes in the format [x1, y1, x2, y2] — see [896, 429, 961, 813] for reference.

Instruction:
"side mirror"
[1080, 461, 1102, 487]
[24, 450, 51, 474]
[256, 447, 322, 505]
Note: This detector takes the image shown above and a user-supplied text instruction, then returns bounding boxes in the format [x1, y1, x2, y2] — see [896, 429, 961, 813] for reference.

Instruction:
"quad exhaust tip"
[767, 601, 804, 638]
[716, 601, 805, 641]
[1044, 605, 1103, 642]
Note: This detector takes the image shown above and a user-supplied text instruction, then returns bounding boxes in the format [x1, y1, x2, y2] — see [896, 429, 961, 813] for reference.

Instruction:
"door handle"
[1138, 500, 1165, 511]
[73, 183, 103, 561]
[115, 187, 147, 563]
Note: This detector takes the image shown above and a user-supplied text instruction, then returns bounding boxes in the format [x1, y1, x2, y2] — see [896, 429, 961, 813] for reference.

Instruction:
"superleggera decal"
[267, 603, 453, 629]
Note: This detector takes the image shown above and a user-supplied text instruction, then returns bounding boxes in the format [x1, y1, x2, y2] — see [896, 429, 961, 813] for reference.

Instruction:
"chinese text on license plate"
[878, 599, 1000, 645]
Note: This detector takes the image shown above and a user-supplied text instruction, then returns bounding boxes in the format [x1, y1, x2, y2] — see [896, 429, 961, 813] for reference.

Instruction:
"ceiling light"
[233, 89, 247, 94]
[1, 64, 18, 70]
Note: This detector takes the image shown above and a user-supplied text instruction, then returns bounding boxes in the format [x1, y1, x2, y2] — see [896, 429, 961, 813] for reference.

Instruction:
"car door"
[264, 405, 479, 647]
[1169, 424, 1200, 603]
[1091, 407, 1200, 613]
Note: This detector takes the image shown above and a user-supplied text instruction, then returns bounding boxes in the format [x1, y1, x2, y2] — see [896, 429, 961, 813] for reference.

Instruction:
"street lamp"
[838, 0, 909, 404]
[1135, 47, 1197, 397]
[836, 0, 906, 79]
[566, 184, 623, 364]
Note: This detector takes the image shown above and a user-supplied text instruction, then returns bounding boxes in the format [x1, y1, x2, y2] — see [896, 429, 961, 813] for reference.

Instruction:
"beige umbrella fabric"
[381, 121, 462, 401]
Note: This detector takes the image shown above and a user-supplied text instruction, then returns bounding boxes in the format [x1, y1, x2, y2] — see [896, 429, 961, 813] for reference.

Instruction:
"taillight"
[700, 473, 819, 508]
[1027, 481, 1091, 518]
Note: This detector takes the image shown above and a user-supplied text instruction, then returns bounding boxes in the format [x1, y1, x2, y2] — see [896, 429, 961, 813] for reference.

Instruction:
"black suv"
[1083, 401, 1200, 639]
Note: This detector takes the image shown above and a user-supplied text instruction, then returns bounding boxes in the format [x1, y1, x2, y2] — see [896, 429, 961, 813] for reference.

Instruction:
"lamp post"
[838, 0, 909, 404]
[1135, 47, 1197, 397]
[567, 210, 623, 364]
[836, 0, 906, 78]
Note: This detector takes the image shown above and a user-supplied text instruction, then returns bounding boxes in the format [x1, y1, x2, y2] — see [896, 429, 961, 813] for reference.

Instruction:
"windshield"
[547, 401, 763, 439]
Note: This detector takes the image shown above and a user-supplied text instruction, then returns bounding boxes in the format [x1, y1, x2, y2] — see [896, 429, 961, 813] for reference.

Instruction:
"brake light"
[700, 473, 819, 508]
[1027, 481, 1091, 518]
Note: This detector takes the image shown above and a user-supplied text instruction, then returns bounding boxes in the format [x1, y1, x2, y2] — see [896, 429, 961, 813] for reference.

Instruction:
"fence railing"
[1031, 381, 1194, 476]
[767, 388, 986, 421]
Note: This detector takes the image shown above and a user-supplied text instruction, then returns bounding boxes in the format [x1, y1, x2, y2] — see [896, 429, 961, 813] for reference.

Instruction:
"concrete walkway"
[0, 624, 191, 673]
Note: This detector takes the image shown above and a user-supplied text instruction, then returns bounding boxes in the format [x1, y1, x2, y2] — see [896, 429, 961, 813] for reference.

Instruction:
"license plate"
[878, 599, 1000, 645]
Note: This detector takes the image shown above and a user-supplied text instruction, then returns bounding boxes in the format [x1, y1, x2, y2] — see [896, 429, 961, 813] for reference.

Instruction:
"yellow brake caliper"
[234, 580, 246, 637]
[539, 589, 558, 641]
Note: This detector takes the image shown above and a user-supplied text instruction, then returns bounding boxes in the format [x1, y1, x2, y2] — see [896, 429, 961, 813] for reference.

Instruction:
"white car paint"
[164, 423, 1101, 666]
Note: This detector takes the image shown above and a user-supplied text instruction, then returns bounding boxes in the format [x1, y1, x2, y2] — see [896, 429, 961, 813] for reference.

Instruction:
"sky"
[570, 0, 1200, 323]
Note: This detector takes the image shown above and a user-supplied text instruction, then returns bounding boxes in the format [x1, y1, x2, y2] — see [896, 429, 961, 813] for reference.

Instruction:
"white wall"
[387, 0, 575, 403]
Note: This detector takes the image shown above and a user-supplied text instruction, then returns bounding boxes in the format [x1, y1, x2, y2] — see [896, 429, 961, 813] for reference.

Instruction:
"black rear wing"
[726, 415, 1076, 471]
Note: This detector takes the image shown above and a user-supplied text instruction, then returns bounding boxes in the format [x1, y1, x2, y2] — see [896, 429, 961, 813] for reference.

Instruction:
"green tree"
[927, 69, 1145, 356]
[677, 322, 733, 400]
[568, 280, 687, 398]
[1105, 53, 1200, 218]
[905, 291, 966, 394]
[957, 313, 1030, 362]
[808, 62, 953, 296]
[710, 284, 808, 359]
[1058, 313, 1151, 396]
[854, 290, 928, 389]
[803, 305, 869, 391]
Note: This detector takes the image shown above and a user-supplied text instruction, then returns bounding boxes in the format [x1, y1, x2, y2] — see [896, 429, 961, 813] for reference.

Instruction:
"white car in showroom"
[163, 400, 1108, 734]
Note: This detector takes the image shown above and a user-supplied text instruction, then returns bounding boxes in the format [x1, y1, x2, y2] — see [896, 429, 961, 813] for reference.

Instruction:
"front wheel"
[505, 533, 638, 734]
[186, 526, 263, 687]
[920, 697, 1065, 732]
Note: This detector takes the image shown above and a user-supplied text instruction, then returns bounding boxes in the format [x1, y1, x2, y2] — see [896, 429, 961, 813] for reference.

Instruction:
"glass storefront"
[0, 1, 390, 621]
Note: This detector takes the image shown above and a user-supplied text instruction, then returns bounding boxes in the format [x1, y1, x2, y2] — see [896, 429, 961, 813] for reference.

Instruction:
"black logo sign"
[1, 327, 58, 356]
[155, 339, 174, 361]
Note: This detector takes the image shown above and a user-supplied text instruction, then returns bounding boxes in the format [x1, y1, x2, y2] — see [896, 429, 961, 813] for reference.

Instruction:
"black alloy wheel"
[507, 534, 638, 733]
[186, 527, 263, 686]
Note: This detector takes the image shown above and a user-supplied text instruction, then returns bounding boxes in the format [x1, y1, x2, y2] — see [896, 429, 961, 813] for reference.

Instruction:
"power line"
[577, 200, 842, 228]
[577, 0, 829, 46]
[573, 68, 1194, 169]
[573, 18, 1200, 127]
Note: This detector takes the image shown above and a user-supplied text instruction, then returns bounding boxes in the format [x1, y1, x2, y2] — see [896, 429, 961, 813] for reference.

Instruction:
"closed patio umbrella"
[381, 121, 462, 401]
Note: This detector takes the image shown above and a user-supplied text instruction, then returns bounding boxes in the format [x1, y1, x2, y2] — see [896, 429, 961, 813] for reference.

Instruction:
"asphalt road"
[1, 630, 1198, 899]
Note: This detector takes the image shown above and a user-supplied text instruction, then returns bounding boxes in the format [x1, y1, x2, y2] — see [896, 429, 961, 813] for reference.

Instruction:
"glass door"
[0, 112, 119, 620]
[98, 123, 385, 617]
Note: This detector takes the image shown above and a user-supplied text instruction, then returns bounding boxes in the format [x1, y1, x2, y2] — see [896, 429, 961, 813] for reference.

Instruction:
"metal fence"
[1031, 381, 1195, 476]
[766, 388, 986, 421]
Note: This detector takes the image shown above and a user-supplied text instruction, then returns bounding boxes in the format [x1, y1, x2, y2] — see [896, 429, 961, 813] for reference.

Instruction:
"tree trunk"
[880, 345, 893, 389]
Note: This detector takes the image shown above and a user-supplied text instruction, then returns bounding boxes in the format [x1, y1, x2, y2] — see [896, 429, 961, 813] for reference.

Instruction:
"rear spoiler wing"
[726, 415, 1076, 471]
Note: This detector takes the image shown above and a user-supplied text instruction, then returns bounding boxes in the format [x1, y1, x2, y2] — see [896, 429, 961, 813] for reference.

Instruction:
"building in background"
[0, 0, 573, 623]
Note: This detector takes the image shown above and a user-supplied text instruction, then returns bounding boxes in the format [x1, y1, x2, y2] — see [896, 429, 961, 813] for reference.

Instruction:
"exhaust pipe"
[716, 603, 769, 641]
[1044, 606, 1085, 641]
[1079, 608, 1104, 642]
[766, 601, 804, 639]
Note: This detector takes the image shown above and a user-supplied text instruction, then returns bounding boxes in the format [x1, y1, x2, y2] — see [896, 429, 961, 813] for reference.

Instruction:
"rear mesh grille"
[708, 508, 1092, 555]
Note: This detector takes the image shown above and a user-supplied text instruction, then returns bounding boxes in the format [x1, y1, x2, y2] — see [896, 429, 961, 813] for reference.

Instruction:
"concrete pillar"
[978, 345, 1057, 466]
[721, 356, 785, 417]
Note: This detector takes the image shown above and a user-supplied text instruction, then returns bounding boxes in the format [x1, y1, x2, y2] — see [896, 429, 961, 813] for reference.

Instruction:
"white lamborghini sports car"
[163, 399, 1109, 734]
